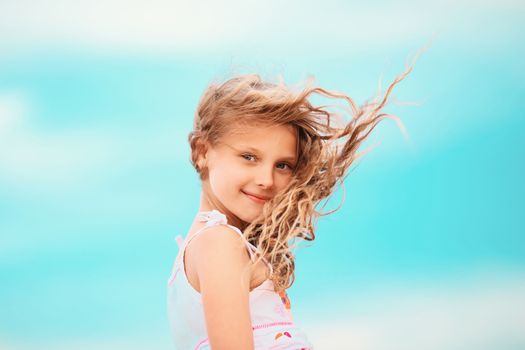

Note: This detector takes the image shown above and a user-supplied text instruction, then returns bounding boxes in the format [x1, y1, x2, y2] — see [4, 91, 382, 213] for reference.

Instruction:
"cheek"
[209, 165, 246, 193]
[276, 173, 293, 189]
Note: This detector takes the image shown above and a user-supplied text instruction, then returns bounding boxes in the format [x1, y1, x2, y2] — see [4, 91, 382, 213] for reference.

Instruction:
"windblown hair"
[188, 51, 423, 292]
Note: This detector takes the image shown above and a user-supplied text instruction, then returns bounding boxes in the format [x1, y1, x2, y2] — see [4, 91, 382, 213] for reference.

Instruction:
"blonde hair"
[188, 51, 423, 292]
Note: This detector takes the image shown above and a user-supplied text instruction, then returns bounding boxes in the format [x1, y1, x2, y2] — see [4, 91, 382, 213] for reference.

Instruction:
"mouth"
[242, 190, 271, 204]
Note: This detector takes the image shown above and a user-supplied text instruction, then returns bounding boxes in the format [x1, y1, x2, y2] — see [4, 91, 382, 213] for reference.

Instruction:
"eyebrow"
[236, 145, 297, 163]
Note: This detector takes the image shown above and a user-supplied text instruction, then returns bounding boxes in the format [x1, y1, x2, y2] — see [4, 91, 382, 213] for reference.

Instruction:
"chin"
[234, 208, 260, 225]
[237, 211, 257, 223]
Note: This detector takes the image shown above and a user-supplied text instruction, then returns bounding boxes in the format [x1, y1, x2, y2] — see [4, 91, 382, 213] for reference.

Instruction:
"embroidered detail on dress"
[274, 331, 292, 340]
[252, 321, 294, 330]
[194, 322, 295, 350]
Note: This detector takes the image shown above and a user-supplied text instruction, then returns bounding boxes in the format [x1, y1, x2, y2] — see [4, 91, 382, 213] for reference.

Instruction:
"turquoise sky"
[1, 1, 524, 349]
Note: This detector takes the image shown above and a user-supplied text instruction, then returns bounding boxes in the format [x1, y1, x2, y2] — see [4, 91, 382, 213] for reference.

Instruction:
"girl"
[167, 52, 420, 349]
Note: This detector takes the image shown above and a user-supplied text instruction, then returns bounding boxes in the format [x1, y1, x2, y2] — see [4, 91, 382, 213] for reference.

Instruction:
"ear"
[196, 139, 209, 169]
[197, 156, 206, 170]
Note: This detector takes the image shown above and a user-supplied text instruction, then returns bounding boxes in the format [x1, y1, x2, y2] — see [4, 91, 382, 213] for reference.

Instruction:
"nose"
[255, 164, 274, 189]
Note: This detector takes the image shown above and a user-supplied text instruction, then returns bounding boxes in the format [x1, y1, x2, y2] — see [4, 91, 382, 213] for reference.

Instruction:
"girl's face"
[200, 124, 298, 223]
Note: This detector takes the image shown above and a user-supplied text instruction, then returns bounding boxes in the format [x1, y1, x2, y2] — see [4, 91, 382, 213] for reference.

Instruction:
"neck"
[198, 184, 249, 231]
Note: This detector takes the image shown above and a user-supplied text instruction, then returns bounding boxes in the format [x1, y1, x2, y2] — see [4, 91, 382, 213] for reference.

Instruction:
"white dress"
[166, 209, 314, 349]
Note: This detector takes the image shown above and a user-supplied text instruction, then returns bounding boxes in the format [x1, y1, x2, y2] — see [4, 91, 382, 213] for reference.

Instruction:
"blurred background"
[1, 0, 524, 349]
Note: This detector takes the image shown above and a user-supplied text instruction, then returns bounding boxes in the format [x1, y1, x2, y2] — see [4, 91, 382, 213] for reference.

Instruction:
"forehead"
[221, 124, 297, 156]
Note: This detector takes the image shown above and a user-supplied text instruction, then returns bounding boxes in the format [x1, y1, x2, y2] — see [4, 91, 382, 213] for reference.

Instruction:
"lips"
[242, 190, 271, 202]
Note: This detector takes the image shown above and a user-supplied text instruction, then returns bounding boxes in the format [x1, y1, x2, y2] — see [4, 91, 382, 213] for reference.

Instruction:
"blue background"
[1, 1, 524, 349]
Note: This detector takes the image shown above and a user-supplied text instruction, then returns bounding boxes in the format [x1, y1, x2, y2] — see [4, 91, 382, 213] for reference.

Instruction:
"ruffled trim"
[196, 209, 228, 227]
[191, 209, 275, 278]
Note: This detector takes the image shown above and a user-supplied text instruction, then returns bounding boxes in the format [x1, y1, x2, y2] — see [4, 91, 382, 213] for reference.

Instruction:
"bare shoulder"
[185, 225, 255, 349]
[184, 224, 253, 291]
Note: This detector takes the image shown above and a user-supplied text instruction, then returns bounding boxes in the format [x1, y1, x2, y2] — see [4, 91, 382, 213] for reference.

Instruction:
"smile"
[242, 191, 269, 204]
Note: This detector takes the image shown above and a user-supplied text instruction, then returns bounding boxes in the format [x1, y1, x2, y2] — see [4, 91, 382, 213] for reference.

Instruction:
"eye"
[277, 163, 294, 171]
[241, 153, 294, 171]
[241, 154, 256, 162]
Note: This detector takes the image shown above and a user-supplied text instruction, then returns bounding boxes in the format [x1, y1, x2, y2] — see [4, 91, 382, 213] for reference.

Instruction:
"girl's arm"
[188, 225, 255, 350]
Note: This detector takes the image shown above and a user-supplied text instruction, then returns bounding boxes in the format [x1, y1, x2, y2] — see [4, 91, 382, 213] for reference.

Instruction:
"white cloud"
[0, 92, 26, 134]
[300, 267, 525, 350]
[0, 0, 521, 55]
